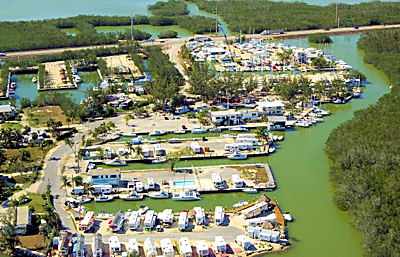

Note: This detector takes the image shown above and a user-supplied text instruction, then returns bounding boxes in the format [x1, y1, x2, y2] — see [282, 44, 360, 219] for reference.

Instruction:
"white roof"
[179, 237, 192, 253]
[242, 202, 268, 215]
[0, 104, 12, 113]
[161, 238, 174, 252]
[215, 206, 224, 220]
[215, 236, 225, 245]
[16, 206, 30, 226]
[109, 236, 120, 247]
[128, 211, 140, 224]
[80, 211, 95, 227]
[127, 238, 139, 252]
[258, 100, 285, 108]
[144, 210, 156, 225]
[178, 211, 188, 224]
[196, 240, 208, 251]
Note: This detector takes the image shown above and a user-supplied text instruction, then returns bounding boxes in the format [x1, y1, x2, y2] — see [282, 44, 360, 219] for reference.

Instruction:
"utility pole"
[215, 7, 218, 35]
[130, 13, 134, 41]
[240, 30, 242, 43]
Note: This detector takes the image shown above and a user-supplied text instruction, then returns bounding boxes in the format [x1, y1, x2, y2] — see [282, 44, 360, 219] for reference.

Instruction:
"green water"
[10, 71, 99, 104]
[96, 25, 193, 39]
[85, 34, 390, 257]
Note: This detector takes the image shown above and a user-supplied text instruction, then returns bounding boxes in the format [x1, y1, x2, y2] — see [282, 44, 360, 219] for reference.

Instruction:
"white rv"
[194, 207, 206, 225]
[128, 211, 141, 230]
[70, 186, 85, 195]
[160, 238, 175, 257]
[144, 237, 157, 257]
[179, 237, 192, 257]
[127, 238, 139, 255]
[214, 236, 226, 253]
[214, 206, 225, 225]
[79, 211, 95, 232]
[178, 211, 189, 231]
[232, 174, 245, 188]
[109, 211, 125, 232]
[92, 233, 103, 257]
[109, 236, 121, 254]
[196, 240, 209, 257]
[235, 137, 258, 146]
[91, 184, 113, 194]
[144, 210, 157, 230]
[236, 235, 252, 250]
[160, 209, 174, 227]
[212, 173, 224, 189]
[147, 177, 156, 191]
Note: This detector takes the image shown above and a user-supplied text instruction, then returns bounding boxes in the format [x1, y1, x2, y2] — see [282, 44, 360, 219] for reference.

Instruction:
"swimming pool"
[173, 180, 195, 186]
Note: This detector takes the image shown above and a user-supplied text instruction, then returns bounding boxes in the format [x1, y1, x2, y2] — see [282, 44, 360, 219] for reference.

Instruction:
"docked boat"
[32, 77, 37, 83]
[138, 206, 149, 215]
[87, 163, 96, 170]
[168, 138, 181, 144]
[172, 190, 201, 201]
[95, 195, 113, 202]
[75, 196, 92, 204]
[233, 200, 249, 209]
[191, 127, 207, 134]
[268, 146, 276, 153]
[227, 151, 248, 160]
[151, 157, 166, 164]
[105, 157, 127, 166]
[10, 82, 16, 89]
[277, 136, 284, 141]
[230, 126, 249, 132]
[8, 88, 15, 94]
[73, 74, 82, 83]
[295, 120, 309, 128]
[243, 188, 258, 194]
[149, 130, 165, 136]
[131, 137, 143, 144]
[148, 190, 169, 199]
[119, 191, 143, 201]
[209, 128, 222, 133]
[174, 130, 186, 134]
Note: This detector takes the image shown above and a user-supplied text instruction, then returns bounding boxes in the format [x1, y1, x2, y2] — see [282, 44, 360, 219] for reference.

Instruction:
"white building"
[147, 178, 156, 190]
[160, 238, 175, 257]
[196, 240, 209, 257]
[211, 110, 258, 126]
[92, 233, 103, 257]
[214, 206, 225, 225]
[190, 141, 201, 154]
[224, 143, 253, 152]
[257, 100, 285, 116]
[259, 229, 281, 242]
[109, 236, 121, 254]
[179, 237, 193, 257]
[232, 174, 245, 188]
[235, 137, 258, 146]
[144, 210, 157, 230]
[214, 236, 226, 253]
[91, 184, 113, 194]
[128, 211, 141, 230]
[236, 235, 252, 250]
[127, 238, 139, 255]
[194, 207, 206, 225]
[178, 211, 189, 231]
[88, 169, 121, 186]
[159, 209, 174, 227]
[212, 173, 224, 189]
[144, 237, 157, 257]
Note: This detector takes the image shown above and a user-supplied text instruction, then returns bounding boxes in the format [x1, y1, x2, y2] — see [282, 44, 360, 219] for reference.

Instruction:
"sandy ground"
[103, 54, 142, 78]
[44, 61, 74, 89]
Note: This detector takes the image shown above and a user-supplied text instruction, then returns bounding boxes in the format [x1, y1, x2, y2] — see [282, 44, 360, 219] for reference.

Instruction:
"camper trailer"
[214, 236, 226, 253]
[144, 210, 157, 230]
[91, 184, 113, 194]
[160, 209, 174, 228]
[79, 211, 95, 232]
[109, 236, 121, 254]
[236, 235, 252, 250]
[160, 238, 175, 257]
[127, 238, 140, 255]
[178, 211, 189, 231]
[109, 211, 126, 232]
[232, 174, 245, 188]
[214, 206, 225, 225]
[147, 178, 156, 191]
[196, 240, 209, 257]
[128, 211, 141, 230]
[179, 237, 193, 257]
[92, 233, 103, 257]
[212, 173, 224, 189]
[144, 237, 157, 257]
[194, 207, 206, 225]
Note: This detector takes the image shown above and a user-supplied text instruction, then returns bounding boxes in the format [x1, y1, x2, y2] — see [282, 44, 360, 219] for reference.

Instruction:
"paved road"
[3, 24, 400, 60]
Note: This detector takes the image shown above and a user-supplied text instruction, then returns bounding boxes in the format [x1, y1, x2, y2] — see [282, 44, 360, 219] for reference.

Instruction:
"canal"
[82, 34, 389, 257]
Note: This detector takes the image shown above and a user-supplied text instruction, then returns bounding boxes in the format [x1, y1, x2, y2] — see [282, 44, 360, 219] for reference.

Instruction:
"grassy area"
[4, 145, 50, 161]
[229, 165, 269, 183]
[24, 106, 69, 127]
[1, 122, 24, 130]
[19, 193, 46, 213]
[18, 234, 46, 252]
[2, 145, 52, 174]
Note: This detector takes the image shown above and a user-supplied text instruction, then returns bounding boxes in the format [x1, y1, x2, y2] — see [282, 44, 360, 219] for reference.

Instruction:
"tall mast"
[131, 13, 134, 41]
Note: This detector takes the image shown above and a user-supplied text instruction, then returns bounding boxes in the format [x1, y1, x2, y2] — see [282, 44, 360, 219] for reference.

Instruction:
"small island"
[308, 33, 333, 44]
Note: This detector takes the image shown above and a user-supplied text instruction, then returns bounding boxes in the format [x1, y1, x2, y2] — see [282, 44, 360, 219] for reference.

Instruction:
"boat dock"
[39, 61, 77, 91]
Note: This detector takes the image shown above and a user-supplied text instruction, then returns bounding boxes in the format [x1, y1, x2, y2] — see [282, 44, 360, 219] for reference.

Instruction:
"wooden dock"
[270, 200, 285, 226]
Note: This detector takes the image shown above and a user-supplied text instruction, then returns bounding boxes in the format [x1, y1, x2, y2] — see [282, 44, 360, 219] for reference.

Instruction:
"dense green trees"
[148, 0, 189, 17]
[326, 29, 400, 257]
[190, 0, 400, 33]
[158, 30, 179, 39]
[308, 33, 332, 44]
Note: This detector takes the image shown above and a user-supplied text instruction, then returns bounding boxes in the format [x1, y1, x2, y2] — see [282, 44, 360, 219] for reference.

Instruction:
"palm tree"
[123, 115, 130, 125]
[125, 141, 134, 157]
[60, 175, 70, 196]
[134, 146, 143, 159]
[168, 156, 180, 172]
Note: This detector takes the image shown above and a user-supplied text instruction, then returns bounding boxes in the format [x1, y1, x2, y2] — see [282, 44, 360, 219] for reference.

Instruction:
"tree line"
[189, 0, 400, 33]
[325, 29, 400, 257]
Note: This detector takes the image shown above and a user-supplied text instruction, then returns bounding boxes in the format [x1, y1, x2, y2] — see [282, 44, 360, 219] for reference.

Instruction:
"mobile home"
[72, 234, 85, 257]
[91, 184, 113, 194]
[144, 237, 157, 257]
[109, 211, 126, 232]
[79, 211, 95, 232]
[109, 236, 121, 254]
[179, 237, 192, 257]
[214, 206, 225, 225]
[194, 207, 206, 225]
[92, 233, 103, 257]
[141, 145, 152, 158]
[190, 141, 201, 154]
[160, 209, 174, 228]
[70, 186, 85, 195]
[127, 238, 139, 255]
[147, 178, 156, 191]
[242, 202, 270, 219]
[232, 174, 245, 188]
[160, 238, 175, 257]
[144, 210, 157, 230]
[214, 236, 226, 253]
[178, 211, 189, 231]
[196, 240, 209, 257]
[128, 211, 141, 230]
[259, 230, 280, 242]
[235, 137, 258, 146]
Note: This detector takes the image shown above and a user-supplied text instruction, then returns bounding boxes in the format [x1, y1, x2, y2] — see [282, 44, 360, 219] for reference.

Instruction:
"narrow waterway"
[83, 34, 390, 256]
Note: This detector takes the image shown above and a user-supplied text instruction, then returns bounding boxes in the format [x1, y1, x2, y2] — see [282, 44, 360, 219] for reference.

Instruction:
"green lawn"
[19, 193, 46, 214]
[2, 122, 24, 130]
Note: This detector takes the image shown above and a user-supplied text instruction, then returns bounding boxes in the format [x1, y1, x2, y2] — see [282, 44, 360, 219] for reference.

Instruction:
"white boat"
[75, 196, 92, 204]
[10, 82, 16, 89]
[149, 130, 165, 136]
[151, 158, 166, 164]
[277, 136, 284, 141]
[209, 128, 222, 133]
[273, 135, 278, 141]
[175, 130, 187, 134]
[268, 146, 276, 153]
[168, 138, 181, 143]
[88, 163, 96, 170]
[172, 190, 201, 201]
[227, 151, 248, 160]
[243, 188, 258, 194]
[138, 206, 149, 215]
[32, 77, 37, 83]
[230, 126, 249, 132]
[119, 191, 143, 201]
[105, 157, 127, 166]
[233, 200, 249, 209]
[74, 75, 82, 83]
[95, 195, 114, 202]
[333, 98, 342, 104]
[191, 127, 207, 134]
[295, 121, 309, 128]
[148, 191, 169, 199]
